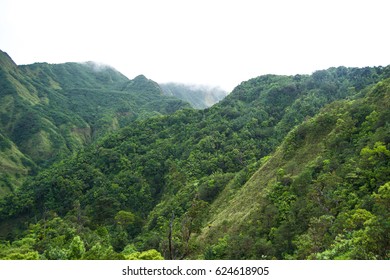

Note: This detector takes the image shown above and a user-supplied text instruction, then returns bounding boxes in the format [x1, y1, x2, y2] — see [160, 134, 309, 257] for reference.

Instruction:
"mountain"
[0, 50, 190, 194]
[160, 83, 227, 109]
[0, 63, 388, 260]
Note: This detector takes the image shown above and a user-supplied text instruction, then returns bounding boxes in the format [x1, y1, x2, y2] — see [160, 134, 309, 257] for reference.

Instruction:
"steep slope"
[0, 132, 36, 196]
[196, 79, 390, 259]
[0, 65, 389, 260]
[0, 50, 189, 194]
[160, 83, 227, 109]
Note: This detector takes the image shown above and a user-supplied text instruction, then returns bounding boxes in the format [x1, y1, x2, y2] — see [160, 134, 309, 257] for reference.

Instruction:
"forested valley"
[0, 50, 389, 260]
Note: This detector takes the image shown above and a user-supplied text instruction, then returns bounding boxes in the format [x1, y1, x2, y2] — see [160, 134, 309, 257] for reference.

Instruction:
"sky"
[1, 0, 389, 91]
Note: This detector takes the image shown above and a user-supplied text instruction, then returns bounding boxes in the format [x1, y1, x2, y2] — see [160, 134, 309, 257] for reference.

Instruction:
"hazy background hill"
[0, 50, 189, 194]
[160, 83, 228, 109]
[0, 61, 388, 260]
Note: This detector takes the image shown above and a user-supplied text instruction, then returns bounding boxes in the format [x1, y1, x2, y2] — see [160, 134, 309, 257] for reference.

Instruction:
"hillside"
[160, 83, 227, 109]
[0, 64, 389, 260]
[0, 50, 189, 194]
[196, 79, 390, 259]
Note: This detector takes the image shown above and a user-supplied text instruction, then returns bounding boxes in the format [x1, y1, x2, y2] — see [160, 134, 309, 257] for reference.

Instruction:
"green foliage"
[0, 237, 39, 260]
[124, 249, 164, 260]
[115, 210, 135, 227]
[198, 173, 234, 202]
[68, 236, 86, 260]
[204, 235, 229, 259]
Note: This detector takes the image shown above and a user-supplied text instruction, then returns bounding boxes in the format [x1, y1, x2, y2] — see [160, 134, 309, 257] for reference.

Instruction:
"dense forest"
[0, 50, 389, 259]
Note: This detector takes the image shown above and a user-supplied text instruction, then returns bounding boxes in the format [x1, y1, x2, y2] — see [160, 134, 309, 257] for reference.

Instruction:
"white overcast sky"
[1, 0, 389, 91]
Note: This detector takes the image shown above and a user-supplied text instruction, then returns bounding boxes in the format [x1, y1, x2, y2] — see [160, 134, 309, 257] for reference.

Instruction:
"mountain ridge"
[0, 50, 190, 194]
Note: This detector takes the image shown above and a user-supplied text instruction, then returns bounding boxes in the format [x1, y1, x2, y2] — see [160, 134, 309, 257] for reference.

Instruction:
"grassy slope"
[0, 132, 36, 196]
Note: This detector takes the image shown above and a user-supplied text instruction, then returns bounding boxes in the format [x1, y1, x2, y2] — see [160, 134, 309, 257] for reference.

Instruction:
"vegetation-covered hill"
[0, 59, 389, 259]
[0, 50, 189, 194]
[197, 79, 390, 259]
[160, 83, 227, 109]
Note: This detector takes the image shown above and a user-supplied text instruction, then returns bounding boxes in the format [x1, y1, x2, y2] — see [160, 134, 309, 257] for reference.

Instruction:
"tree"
[115, 210, 135, 227]
[68, 236, 85, 259]
[294, 215, 334, 259]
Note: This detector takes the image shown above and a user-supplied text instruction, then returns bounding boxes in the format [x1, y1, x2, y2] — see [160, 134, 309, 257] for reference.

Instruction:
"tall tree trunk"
[168, 212, 175, 260]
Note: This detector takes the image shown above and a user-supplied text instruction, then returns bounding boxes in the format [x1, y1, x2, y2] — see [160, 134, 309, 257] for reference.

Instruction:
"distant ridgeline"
[160, 83, 227, 109]
[0, 50, 190, 194]
[0, 49, 389, 260]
